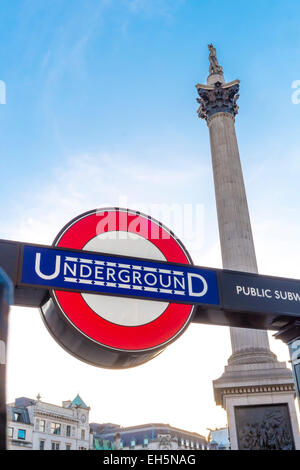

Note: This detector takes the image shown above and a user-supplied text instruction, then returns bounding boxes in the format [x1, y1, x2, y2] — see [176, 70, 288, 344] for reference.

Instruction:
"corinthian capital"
[196, 80, 240, 121]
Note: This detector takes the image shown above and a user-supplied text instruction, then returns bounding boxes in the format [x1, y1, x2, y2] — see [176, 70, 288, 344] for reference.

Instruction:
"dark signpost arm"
[0, 268, 13, 450]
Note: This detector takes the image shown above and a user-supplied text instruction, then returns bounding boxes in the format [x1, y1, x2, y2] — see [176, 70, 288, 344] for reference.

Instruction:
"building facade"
[90, 422, 208, 450]
[6, 404, 33, 450]
[7, 394, 92, 450]
[7, 396, 212, 451]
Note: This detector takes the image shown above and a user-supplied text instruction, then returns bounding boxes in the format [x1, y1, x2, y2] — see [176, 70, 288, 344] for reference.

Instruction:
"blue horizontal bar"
[20, 245, 220, 307]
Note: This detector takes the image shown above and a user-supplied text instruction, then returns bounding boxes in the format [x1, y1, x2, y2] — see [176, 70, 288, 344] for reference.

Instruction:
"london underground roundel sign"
[41, 208, 195, 368]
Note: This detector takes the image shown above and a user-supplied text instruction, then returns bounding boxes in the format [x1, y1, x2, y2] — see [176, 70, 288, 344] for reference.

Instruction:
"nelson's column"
[196, 45, 300, 450]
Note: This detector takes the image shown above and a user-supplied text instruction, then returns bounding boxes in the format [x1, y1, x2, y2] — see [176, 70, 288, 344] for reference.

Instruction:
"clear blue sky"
[1, 0, 300, 435]
[1, 0, 300, 207]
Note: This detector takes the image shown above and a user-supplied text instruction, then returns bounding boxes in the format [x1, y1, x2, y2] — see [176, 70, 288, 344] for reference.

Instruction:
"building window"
[14, 412, 22, 422]
[66, 444, 71, 450]
[143, 438, 148, 448]
[51, 422, 61, 435]
[51, 442, 60, 450]
[66, 425, 71, 437]
[81, 429, 85, 440]
[40, 440, 45, 450]
[130, 440, 136, 449]
[7, 427, 13, 438]
[39, 420, 46, 432]
[18, 429, 26, 440]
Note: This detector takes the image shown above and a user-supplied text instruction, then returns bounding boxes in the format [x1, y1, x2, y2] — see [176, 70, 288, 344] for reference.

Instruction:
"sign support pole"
[275, 322, 300, 404]
[0, 268, 13, 450]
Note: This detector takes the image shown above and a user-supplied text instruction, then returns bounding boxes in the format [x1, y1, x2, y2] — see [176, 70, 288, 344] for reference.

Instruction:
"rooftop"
[68, 394, 89, 409]
[91, 422, 207, 448]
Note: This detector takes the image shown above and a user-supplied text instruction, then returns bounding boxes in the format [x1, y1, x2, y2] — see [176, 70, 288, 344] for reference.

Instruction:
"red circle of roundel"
[52, 209, 194, 352]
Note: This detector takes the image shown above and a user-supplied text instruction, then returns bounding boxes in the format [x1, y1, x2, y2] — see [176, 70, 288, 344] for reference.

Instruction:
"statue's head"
[208, 44, 214, 50]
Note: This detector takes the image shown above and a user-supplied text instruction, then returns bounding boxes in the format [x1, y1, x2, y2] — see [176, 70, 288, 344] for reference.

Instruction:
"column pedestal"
[213, 359, 300, 450]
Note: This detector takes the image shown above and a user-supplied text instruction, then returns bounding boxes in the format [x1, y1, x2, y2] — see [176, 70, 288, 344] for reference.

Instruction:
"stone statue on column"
[208, 44, 223, 76]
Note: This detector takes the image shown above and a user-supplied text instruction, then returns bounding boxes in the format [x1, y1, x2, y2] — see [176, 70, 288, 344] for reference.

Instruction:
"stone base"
[213, 360, 300, 449]
[207, 73, 225, 85]
[227, 347, 278, 366]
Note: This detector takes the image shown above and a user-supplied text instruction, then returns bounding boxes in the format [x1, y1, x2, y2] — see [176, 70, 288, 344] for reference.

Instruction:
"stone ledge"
[214, 383, 295, 407]
[227, 347, 278, 366]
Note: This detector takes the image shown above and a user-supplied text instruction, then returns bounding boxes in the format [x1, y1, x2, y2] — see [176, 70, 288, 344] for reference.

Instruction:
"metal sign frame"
[1, 238, 300, 332]
[2, 235, 300, 446]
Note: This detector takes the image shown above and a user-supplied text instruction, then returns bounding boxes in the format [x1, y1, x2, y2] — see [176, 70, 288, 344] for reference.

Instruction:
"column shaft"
[208, 112, 270, 355]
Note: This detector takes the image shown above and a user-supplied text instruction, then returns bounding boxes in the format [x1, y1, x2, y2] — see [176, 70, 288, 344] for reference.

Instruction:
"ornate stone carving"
[235, 405, 295, 450]
[158, 433, 172, 450]
[196, 81, 240, 120]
